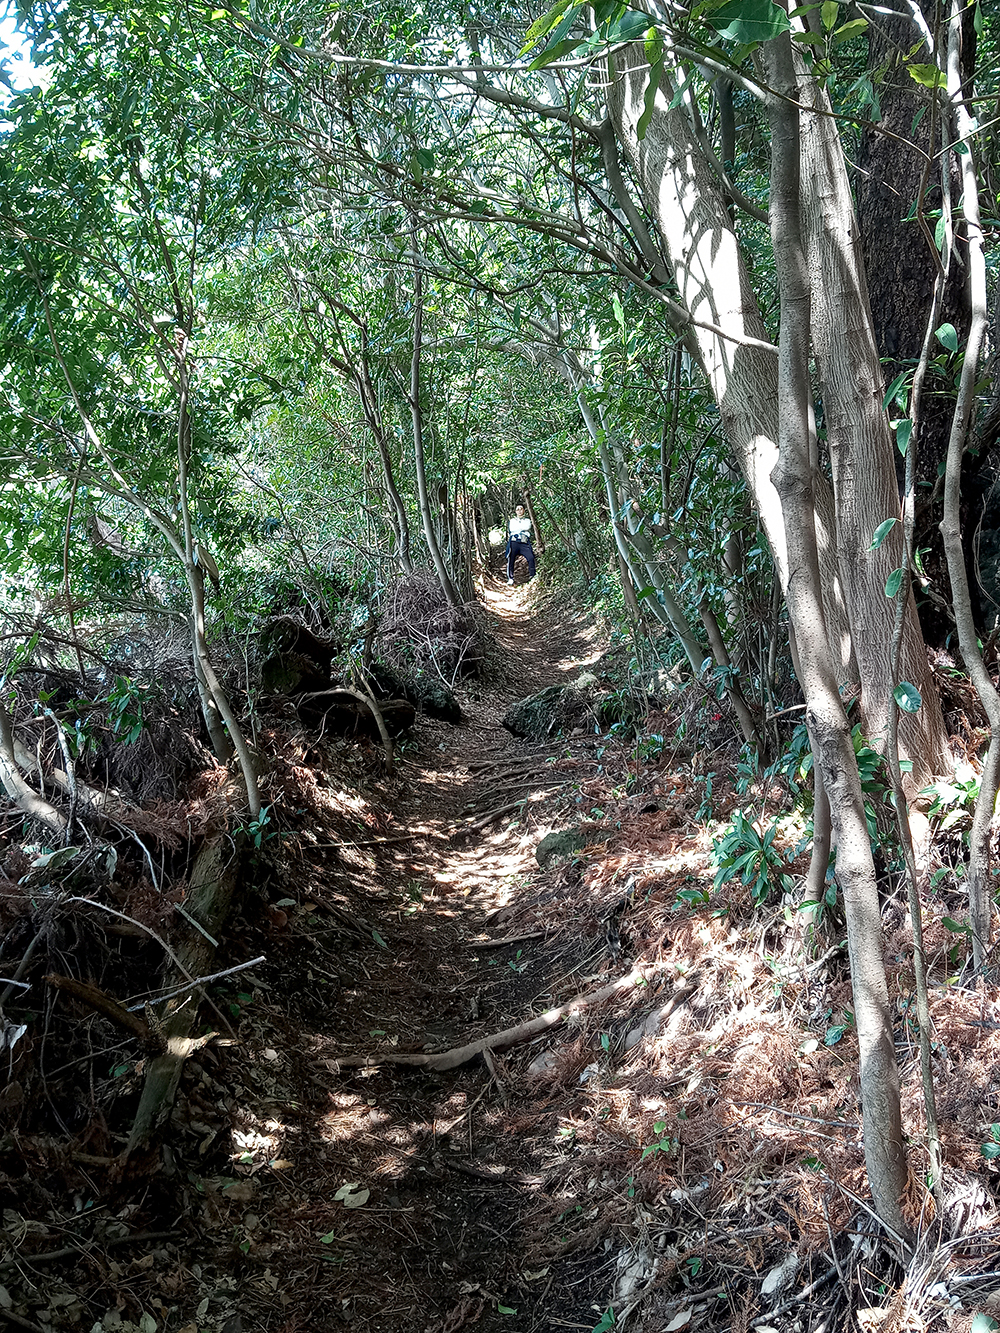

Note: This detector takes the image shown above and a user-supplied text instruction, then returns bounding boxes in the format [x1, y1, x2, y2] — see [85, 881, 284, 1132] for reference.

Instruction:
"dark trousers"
[507, 539, 536, 579]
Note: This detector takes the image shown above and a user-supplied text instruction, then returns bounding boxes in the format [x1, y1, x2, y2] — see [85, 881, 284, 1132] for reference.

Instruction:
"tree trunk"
[797, 70, 950, 786]
[855, 0, 976, 551]
[409, 231, 461, 607]
[607, 45, 855, 687]
[766, 29, 911, 1245]
[940, 6, 997, 970]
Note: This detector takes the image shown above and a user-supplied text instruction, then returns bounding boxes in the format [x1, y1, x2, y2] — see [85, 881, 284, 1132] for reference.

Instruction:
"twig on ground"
[749, 1265, 838, 1326]
[334, 964, 681, 1071]
[464, 788, 562, 829]
[125, 955, 266, 1012]
[466, 931, 545, 950]
[310, 833, 449, 848]
[725, 1101, 858, 1129]
[0, 1230, 177, 1269]
[0, 1306, 47, 1333]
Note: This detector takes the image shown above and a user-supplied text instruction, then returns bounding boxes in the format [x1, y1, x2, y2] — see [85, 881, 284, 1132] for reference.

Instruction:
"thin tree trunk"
[940, 5, 997, 970]
[177, 360, 262, 818]
[766, 29, 911, 1246]
[409, 228, 461, 607]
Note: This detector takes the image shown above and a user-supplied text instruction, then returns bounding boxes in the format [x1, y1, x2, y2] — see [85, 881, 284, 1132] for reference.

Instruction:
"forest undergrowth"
[0, 580, 999, 1333]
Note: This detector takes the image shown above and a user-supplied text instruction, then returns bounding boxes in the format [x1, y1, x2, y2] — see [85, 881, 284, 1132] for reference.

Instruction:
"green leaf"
[319, 1230, 337, 1243]
[907, 62, 946, 89]
[371, 929, 389, 949]
[935, 322, 959, 353]
[521, 0, 574, 53]
[884, 568, 903, 598]
[883, 369, 909, 411]
[942, 916, 970, 934]
[832, 17, 868, 42]
[592, 1308, 617, 1333]
[792, 30, 826, 44]
[824, 1024, 846, 1046]
[869, 518, 898, 551]
[979, 1144, 1000, 1162]
[705, 0, 791, 43]
[895, 418, 913, 456]
[605, 10, 651, 42]
[528, 36, 583, 66]
[820, 0, 838, 29]
[972, 1313, 1000, 1332]
[498, 1308, 518, 1316]
[893, 682, 922, 713]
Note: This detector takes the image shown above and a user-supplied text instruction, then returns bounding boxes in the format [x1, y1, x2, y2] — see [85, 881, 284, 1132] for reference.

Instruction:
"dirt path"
[184, 583, 621, 1333]
[13, 583, 998, 1332]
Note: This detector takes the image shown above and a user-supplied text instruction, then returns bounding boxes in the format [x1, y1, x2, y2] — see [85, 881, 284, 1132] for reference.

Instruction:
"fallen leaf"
[665, 1314, 692, 1332]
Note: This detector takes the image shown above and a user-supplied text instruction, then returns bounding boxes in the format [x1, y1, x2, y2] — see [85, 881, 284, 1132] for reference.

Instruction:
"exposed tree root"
[334, 963, 686, 1071]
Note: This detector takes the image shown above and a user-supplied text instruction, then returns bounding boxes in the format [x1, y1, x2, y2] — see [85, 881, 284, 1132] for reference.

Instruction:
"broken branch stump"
[123, 834, 243, 1163]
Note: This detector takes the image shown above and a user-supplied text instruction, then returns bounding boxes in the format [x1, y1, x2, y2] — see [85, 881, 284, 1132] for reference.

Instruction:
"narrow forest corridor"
[3, 0, 1000, 1322]
[176, 584, 642, 1333]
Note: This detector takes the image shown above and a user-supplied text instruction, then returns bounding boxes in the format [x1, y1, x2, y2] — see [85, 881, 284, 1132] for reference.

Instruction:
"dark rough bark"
[855, 0, 979, 638]
[798, 70, 950, 785]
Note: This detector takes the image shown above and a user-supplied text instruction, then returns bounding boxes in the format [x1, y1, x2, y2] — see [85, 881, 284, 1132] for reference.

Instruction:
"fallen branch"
[464, 779, 568, 811]
[463, 787, 563, 830]
[0, 702, 66, 839]
[333, 963, 674, 1071]
[466, 931, 545, 950]
[123, 835, 243, 1162]
[0, 1230, 176, 1270]
[311, 831, 449, 848]
[749, 1264, 838, 1326]
[43, 974, 164, 1051]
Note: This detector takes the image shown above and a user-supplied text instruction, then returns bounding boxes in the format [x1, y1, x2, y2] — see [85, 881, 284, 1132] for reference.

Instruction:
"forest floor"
[5, 579, 1000, 1333]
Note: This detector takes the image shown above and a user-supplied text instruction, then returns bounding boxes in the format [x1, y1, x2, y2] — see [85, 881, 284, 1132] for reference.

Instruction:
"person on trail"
[506, 505, 536, 584]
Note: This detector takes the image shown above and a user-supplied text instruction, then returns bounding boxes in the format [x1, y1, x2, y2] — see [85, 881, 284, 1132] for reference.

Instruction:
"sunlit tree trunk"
[766, 30, 911, 1244]
[409, 234, 460, 606]
[607, 46, 855, 690]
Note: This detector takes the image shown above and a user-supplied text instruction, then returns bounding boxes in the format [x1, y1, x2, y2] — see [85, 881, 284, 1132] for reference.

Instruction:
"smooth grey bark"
[409, 233, 461, 607]
[607, 44, 856, 689]
[766, 31, 911, 1246]
[0, 702, 67, 839]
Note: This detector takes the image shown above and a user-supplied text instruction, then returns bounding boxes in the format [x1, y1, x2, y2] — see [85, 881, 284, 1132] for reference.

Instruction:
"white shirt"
[509, 516, 532, 542]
